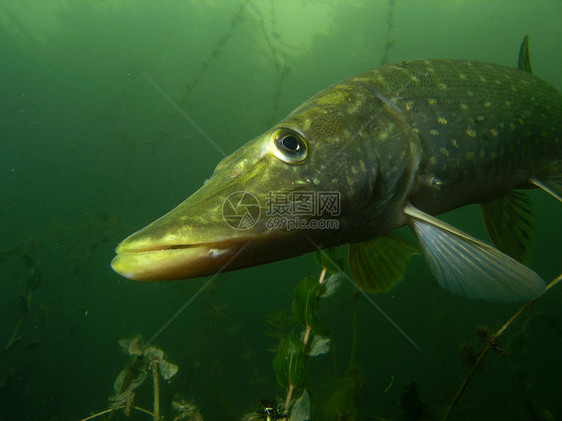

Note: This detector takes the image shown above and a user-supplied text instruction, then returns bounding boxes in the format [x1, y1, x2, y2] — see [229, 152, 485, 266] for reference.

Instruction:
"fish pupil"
[282, 135, 300, 151]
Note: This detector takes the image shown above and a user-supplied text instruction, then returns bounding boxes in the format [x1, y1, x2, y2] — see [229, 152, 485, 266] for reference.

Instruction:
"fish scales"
[344, 59, 562, 215]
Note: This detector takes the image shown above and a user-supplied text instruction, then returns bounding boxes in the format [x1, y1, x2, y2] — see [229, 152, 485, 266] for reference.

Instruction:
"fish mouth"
[111, 223, 328, 281]
[111, 238, 250, 281]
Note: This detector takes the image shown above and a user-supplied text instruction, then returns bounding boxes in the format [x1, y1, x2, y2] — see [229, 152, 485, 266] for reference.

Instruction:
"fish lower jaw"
[111, 243, 238, 281]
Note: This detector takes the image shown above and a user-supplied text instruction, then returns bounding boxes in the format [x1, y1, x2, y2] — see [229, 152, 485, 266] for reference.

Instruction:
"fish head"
[111, 78, 416, 281]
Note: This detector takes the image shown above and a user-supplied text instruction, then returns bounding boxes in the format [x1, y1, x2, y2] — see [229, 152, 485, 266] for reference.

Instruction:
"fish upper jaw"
[111, 239, 244, 281]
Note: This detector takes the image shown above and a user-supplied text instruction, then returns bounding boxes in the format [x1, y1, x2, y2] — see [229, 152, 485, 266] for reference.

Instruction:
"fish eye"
[272, 129, 308, 164]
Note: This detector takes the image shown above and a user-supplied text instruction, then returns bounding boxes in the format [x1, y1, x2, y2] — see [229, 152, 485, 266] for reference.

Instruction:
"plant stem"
[5, 318, 23, 351]
[318, 266, 328, 285]
[152, 359, 160, 421]
[347, 292, 359, 372]
[284, 266, 328, 415]
[284, 384, 294, 413]
[443, 273, 562, 420]
[4, 288, 32, 355]
[79, 405, 154, 421]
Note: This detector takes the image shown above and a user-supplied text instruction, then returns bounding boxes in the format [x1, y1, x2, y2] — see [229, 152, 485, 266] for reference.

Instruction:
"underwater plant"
[80, 267, 561, 419]
[260, 248, 344, 420]
[444, 273, 562, 420]
[379, 0, 396, 66]
[1, 252, 42, 359]
[81, 335, 183, 421]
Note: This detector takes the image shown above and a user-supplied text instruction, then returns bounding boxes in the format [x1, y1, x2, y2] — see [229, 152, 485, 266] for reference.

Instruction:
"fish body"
[385, 59, 560, 216]
[112, 38, 562, 302]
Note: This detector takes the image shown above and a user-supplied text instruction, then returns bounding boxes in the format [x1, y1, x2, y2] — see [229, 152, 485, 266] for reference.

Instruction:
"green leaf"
[319, 272, 343, 298]
[306, 334, 331, 356]
[289, 389, 310, 421]
[273, 334, 306, 389]
[292, 276, 323, 332]
[314, 247, 343, 273]
[265, 309, 296, 339]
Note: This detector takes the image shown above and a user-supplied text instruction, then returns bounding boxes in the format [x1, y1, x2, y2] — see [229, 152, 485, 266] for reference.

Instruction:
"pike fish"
[111, 37, 562, 302]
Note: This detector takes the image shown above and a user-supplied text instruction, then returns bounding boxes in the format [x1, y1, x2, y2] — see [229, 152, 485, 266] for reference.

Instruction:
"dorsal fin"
[518, 35, 533, 73]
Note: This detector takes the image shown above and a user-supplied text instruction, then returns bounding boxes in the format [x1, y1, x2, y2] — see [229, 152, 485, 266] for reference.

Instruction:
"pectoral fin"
[349, 232, 419, 293]
[480, 190, 534, 264]
[404, 204, 546, 302]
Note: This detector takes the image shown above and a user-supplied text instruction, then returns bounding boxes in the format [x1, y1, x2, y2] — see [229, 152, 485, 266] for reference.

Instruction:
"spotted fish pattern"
[284, 59, 562, 229]
[369, 59, 561, 215]
[112, 42, 561, 303]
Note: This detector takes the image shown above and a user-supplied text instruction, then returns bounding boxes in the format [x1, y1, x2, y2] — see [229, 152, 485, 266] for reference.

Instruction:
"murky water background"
[1, 1, 561, 419]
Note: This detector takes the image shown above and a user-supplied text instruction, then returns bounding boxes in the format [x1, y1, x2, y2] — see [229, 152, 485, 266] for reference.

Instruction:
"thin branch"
[79, 405, 154, 421]
[443, 273, 562, 420]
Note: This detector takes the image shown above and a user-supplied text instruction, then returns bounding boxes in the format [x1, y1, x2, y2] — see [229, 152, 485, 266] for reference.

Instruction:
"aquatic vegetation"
[1, 253, 42, 357]
[444, 273, 562, 420]
[242, 253, 338, 419]
[0, 251, 44, 368]
[171, 395, 204, 421]
[78, 263, 561, 420]
[273, 250, 343, 418]
[259, 247, 385, 420]
[81, 249, 345, 420]
[161, 0, 296, 132]
[242, 400, 287, 421]
[379, 0, 396, 66]
[400, 381, 431, 421]
[82, 335, 181, 421]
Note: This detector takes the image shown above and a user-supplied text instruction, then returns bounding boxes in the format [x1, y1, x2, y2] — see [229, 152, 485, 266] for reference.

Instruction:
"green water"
[1, 1, 561, 420]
